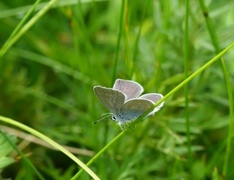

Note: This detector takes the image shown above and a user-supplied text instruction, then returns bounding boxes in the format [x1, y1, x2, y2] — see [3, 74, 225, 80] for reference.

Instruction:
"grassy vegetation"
[1, 0, 234, 179]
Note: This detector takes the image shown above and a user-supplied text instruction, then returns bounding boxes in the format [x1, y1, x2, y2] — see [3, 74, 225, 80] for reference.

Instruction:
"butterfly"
[94, 79, 164, 130]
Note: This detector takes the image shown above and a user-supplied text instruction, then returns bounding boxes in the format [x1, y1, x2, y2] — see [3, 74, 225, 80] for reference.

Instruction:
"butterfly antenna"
[93, 113, 112, 124]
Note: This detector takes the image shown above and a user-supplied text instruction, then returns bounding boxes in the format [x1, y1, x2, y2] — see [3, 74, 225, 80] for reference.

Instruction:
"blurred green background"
[0, 0, 234, 179]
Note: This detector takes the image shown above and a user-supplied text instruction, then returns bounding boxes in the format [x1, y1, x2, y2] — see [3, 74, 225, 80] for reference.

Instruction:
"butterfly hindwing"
[113, 79, 143, 100]
[117, 99, 154, 122]
[139, 93, 164, 115]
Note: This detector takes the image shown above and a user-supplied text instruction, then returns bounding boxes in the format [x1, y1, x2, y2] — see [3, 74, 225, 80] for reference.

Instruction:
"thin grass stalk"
[0, 116, 100, 180]
[5, 0, 41, 41]
[130, 0, 151, 78]
[0, 0, 58, 57]
[184, 0, 192, 167]
[71, 131, 124, 180]
[131, 42, 234, 127]
[0, 131, 45, 180]
[111, 0, 126, 85]
[198, 0, 234, 176]
[73, 41, 234, 179]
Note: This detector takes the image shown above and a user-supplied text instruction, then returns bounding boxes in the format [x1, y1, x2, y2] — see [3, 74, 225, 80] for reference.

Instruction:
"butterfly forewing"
[118, 99, 154, 122]
[94, 86, 125, 113]
[113, 79, 144, 100]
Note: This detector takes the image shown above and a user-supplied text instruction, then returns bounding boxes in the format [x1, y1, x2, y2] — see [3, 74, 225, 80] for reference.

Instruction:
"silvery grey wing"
[117, 99, 154, 122]
[113, 79, 143, 100]
[139, 93, 164, 115]
[94, 86, 125, 113]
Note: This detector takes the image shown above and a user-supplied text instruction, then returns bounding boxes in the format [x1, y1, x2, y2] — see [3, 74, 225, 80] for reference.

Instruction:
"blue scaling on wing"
[116, 99, 154, 122]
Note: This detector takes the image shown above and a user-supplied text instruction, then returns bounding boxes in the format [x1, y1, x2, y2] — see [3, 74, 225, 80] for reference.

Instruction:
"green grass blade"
[184, 0, 192, 167]
[111, 0, 125, 85]
[198, 0, 234, 176]
[0, 116, 100, 180]
[0, 0, 58, 57]
[73, 41, 234, 178]
[0, 131, 45, 179]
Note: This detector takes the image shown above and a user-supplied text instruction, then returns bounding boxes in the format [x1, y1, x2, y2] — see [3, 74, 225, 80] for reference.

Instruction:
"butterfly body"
[94, 79, 164, 130]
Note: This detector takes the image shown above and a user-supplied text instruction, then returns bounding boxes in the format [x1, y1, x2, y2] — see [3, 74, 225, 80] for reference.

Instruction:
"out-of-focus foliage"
[0, 0, 234, 179]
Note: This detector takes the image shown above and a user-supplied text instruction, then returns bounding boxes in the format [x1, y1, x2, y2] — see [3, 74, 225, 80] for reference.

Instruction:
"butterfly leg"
[118, 121, 131, 130]
[118, 122, 125, 130]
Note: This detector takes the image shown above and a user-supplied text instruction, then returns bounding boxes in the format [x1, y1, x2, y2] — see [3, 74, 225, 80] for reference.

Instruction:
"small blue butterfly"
[94, 79, 164, 130]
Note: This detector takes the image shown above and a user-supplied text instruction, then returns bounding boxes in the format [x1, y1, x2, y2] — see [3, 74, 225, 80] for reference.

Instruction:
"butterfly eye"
[111, 115, 116, 121]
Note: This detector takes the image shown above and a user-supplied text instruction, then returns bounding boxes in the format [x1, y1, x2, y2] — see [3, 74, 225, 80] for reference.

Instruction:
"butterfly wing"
[117, 99, 154, 122]
[94, 86, 125, 113]
[113, 79, 144, 100]
[139, 93, 164, 115]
